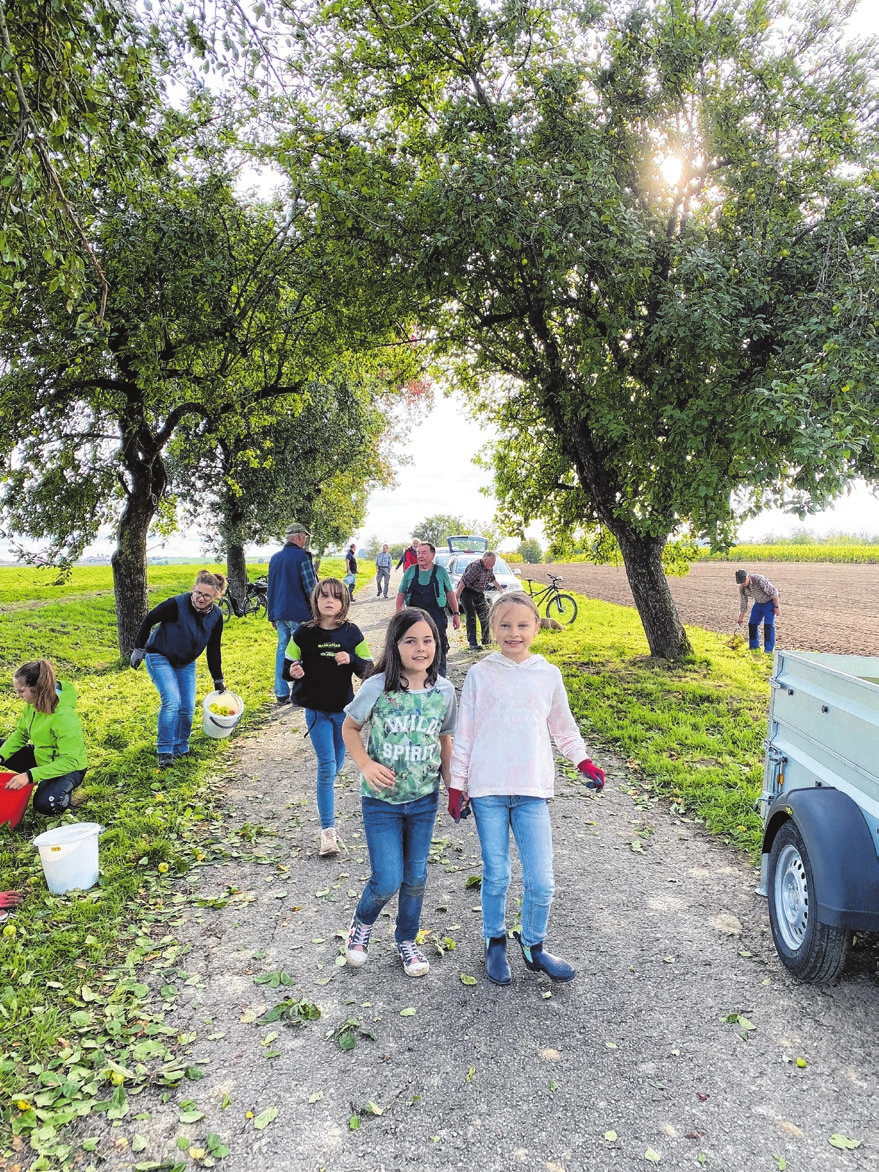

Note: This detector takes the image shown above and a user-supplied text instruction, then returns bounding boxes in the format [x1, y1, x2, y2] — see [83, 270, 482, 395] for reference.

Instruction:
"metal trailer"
[759, 650, 879, 981]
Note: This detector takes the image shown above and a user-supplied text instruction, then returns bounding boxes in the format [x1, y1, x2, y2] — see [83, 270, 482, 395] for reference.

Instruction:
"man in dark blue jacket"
[267, 522, 317, 703]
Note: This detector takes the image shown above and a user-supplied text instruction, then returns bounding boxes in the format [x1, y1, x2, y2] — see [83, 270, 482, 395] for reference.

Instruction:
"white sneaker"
[397, 940, 430, 977]
[319, 827, 339, 856]
[346, 916, 372, 966]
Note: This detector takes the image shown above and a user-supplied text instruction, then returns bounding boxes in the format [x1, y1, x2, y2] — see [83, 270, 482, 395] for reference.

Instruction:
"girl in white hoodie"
[449, 593, 605, 985]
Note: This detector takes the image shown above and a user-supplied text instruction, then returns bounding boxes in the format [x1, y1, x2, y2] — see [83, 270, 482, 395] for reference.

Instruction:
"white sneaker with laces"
[319, 827, 339, 856]
[397, 940, 430, 977]
[346, 916, 373, 966]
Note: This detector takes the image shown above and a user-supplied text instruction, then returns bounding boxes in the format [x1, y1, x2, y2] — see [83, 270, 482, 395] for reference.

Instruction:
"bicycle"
[523, 574, 578, 625]
[219, 578, 268, 623]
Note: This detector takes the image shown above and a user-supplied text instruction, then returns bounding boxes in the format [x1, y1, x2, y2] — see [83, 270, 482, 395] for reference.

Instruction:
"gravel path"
[86, 583, 879, 1172]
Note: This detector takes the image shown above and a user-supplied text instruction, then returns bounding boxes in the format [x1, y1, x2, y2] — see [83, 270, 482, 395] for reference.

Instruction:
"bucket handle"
[208, 713, 243, 730]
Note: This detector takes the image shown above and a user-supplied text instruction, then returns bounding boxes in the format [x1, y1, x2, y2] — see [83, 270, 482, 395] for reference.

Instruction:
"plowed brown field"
[511, 560, 879, 657]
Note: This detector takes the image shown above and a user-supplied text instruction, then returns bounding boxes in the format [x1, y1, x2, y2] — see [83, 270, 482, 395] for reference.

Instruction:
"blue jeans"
[146, 654, 196, 755]
[275, 619, 300, 698]
[471, 795, 555, 947]
[305, 709, 346, 829]
[748, 601, 776, 653]
[355, 790, 439, 942]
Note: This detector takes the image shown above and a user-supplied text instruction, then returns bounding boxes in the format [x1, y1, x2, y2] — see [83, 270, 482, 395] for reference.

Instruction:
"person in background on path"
[395, 538, 419, 571]
[342, 608, 457, 977]
[449, 592, 605, 987]
[396, 541, 461, 677]
[458, 550, 503, 651]
[343, 542, 358, 600]
[283, 579, 372, 857]
[375, 544, 393, 599]
[130, 570, 229, 769]
[267, 523, 317, 704]
[0, 660, 88, 814]
[735, 569, 780, 654]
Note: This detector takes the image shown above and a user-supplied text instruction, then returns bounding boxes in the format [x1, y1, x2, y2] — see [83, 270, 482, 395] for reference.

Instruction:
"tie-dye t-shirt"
[345, 674, 457, 804]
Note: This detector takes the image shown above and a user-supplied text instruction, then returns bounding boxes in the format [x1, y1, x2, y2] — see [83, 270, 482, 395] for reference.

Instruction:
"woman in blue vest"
[130, 570, 229, 768]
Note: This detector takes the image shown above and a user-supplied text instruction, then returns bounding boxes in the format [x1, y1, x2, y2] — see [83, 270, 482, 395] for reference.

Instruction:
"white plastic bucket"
[202, 690, 244, 739]
[33, 822, 104, 894]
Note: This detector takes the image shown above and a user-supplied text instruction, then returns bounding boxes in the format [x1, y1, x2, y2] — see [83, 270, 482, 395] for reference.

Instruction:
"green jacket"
[0, 681, 87, 782]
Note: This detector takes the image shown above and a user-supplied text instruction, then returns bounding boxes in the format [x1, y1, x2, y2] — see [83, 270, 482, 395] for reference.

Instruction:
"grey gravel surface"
[88, 588, 879, 1172]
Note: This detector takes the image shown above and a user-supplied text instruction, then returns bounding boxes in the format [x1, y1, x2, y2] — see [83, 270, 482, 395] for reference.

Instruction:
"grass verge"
[0, 560, 351, 1168]
[534, 595, 772, 860]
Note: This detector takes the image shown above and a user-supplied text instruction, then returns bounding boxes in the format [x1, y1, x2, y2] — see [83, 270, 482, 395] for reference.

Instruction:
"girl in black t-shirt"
[284, 578, 372, 856]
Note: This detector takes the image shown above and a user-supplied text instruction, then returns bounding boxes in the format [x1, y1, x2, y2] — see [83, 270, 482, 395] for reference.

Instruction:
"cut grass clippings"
[533, 595, 772, 859]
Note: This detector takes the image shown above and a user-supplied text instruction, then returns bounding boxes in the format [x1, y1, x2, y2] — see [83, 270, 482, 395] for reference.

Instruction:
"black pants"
[460, 588, 491, 647]
[1, 746, 85, 816]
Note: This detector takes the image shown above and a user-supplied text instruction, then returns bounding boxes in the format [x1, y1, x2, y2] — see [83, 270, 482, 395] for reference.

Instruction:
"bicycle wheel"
[546, 593, 577, 625]
[219, 598, 233, 624]
[242, 592, 261, 618]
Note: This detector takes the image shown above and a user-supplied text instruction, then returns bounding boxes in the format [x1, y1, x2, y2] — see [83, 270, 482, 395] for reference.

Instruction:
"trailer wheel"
[767, 822, 850, 982]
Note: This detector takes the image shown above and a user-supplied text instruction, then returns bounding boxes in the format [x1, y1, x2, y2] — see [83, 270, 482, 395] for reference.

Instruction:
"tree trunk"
[226, 542, 248, 605]
[615, 529, 693, 660]
[112, 490, 154, 656]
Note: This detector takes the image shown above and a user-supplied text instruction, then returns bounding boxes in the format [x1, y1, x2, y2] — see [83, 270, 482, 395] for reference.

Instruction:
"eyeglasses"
[192, 590, 216, 602]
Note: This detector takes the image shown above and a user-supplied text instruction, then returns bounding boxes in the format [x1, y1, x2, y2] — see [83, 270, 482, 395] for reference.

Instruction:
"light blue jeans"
[471, 795, 555, 947]
[305, 709, 346, 829]
[355, 790, 439, 943]
[146, 654, 197, 756]
[274, 619, 300, 698]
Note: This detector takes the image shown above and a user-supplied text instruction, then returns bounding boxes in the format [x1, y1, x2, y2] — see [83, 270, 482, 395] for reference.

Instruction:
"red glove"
[448, 788, 471, 822]
[578, 759, 605, 791]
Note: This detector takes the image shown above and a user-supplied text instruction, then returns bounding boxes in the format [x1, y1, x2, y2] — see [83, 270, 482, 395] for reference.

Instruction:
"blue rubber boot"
[485, 935, 512, 986]
[513, 931, 576, 982]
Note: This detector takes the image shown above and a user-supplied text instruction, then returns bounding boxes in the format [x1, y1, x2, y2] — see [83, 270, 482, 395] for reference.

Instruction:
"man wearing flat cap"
[267, 523, 317, 703]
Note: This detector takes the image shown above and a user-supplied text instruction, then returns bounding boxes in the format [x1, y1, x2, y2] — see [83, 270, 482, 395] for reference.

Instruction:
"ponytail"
[14, 660, 59, 714]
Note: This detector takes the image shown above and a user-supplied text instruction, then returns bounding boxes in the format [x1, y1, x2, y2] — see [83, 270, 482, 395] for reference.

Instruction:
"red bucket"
[0, 773, 33, 829]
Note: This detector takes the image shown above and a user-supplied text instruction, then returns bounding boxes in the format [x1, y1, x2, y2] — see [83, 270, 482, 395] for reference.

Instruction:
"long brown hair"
[14, 660, 59, 714]
[306, 578, 350, 628]
[373, 608, 440, 691]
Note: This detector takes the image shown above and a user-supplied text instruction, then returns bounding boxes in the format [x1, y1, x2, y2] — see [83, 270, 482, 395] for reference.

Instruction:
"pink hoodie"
[449, 653, 588, 798]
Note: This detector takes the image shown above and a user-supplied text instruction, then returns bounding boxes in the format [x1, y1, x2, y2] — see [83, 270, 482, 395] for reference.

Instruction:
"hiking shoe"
[346, 917, 372, 967]
[276, 694, 291, 706]
[319, 827, 339, 856]
[467, 644, 479, 652]
[397, 940, 430, 977]
[157, 754, 174, 769]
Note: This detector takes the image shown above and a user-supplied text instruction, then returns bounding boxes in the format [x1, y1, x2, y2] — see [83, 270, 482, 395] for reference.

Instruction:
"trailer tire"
[768, 822, 850, 982]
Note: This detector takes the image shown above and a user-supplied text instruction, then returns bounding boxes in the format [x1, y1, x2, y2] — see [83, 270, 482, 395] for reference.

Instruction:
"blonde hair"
[307, 577, 350, 627]
[194, 569, 227, 597]
[489, 591, 541, 635]
[14, 660, 59, 714]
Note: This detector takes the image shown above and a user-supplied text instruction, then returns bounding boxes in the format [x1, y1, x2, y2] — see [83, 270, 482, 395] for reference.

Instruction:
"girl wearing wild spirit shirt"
[342, 608, 457, 978]
[449, 592, 605, 987]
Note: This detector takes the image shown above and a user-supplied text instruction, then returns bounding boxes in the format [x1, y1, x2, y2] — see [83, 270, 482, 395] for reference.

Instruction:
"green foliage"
[412, 515, 504, 550]
[306, 0, 879, 658]
[697, 543, 879, 564]
[0, 0, 165, 318]
[515, 538, 544, 564]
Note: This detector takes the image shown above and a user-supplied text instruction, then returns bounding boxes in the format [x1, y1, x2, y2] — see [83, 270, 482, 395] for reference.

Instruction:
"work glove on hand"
[213, 678, 226, 694]
[448, 787, 471, 823]
[578, 759, 605, 791]
[130, 648, 145, 670]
